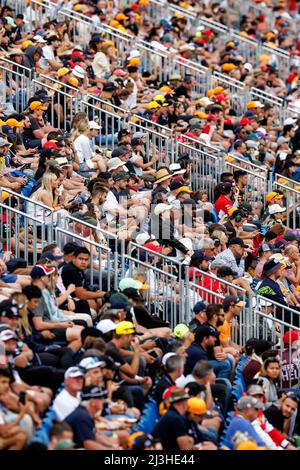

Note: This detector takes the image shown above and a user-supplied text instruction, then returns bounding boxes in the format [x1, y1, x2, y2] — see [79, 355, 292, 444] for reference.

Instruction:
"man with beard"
[215, 237, 246, 278]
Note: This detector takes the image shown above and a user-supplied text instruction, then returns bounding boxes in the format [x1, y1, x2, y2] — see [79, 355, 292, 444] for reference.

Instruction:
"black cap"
[228, 237, 246, 248]
[194, 325, 217, 343]
[0, 300, 21, 318]
[131, 137, 144, 146]
[102, 355, 120, 371]
[262, 259, 282, 277]
[118, 129, 132, 140]
[185, 381, 206, 396]
[111, 146, 130, 158]
[284, 232, 300, 242]
[254, 339, 273, 356]
[81, 386, 108, 400]
[63, 242, 80, 255]
[170, 181, 183, 191]
[219, 182, 233, 193]
[102, 82, 118, 92]
[113, 171, 130, 181]
[217, 266, 237, 277]
[122, 287, 144, 301]
[190, 250, 212, 265]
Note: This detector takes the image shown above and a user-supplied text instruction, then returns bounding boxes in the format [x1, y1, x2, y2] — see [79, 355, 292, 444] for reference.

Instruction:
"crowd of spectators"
[1, 0, 300, 452]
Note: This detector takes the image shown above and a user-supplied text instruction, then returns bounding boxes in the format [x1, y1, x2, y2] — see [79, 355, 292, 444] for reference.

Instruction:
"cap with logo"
[0, 329, 17, 342]
[30, 264, 56, 279]
[0, 300, 21, 318]
[79, 356, 106, 370]
[81, 386, 108, 400]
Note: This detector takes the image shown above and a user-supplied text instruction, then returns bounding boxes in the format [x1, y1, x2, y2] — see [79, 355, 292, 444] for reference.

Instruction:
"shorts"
[52, 329, 68, 342]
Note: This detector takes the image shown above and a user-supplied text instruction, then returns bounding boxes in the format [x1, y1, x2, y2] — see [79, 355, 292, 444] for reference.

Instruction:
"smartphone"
[19, 391, 26, 405]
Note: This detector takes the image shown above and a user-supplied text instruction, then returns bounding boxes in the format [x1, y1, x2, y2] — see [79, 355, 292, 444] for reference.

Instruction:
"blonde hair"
[71, 115, 90, 141]
[47, 270, 58, 295]
[211, 230, 227, 242]
[34, 172, 58, 202]
[11, 293, 31, 337]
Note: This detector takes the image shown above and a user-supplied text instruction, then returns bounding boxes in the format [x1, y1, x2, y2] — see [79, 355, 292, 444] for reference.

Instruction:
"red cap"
[239, 118, 253, 126]
[214, 94, 227, 102]
[202, 28, 214, 37]
[130, 3, 140, 10]
[207, 114, 218, 121]
[224, 119, 232, 125]
[71, 51, 85, 59]
[143, 242, 162, 253]
[162, 385, 177, 401]
[283, 330, 299, 345]
[43, 141, 61, 151]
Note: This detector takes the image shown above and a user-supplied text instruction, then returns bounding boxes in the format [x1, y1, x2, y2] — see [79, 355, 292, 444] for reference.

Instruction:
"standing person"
[52, 367, 84, 421]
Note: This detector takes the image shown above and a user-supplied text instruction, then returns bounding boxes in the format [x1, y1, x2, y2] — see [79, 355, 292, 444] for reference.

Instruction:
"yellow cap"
[115, 321, 136, 335]
[160, 86, 173, 93]
[194, 111, 208, 119]
[57, 67, 70, 78]
[153, 95, 166, 103]
[207, 89, 215, 98]
[29, 100, 47, 111]
[225, 155, 235, 163]
[69, 76, 79, 87]
[222, 63, 237, 72]
[266, 191, 283, 203]
[213, 86, 225, 95]
[128, 57, 140, 67]
[115, 13, 129, 21]
[139, 0, 149, 5]
[236, 441, 262, 450]
[228, 207, 238, 217]
[174, 186, 192, 195]
[148, 101, 161, 109]
[259, 54, 270, 62]
[21, 40, 34, 50]
[109, 20, 120, 28]
[5, 118, 23, 128]
[187, 397, 207, 415]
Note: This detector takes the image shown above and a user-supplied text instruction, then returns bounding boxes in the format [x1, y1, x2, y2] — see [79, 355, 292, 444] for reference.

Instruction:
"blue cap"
[193, 301, 207, 314]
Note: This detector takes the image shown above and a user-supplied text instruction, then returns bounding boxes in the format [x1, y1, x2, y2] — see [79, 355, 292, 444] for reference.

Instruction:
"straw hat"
[155, 168, 172, 184]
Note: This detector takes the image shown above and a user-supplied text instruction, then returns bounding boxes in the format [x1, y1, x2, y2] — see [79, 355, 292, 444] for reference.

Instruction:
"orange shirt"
[217, 320, 231, 343]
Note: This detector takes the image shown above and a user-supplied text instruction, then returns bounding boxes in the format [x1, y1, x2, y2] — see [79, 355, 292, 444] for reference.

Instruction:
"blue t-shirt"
[65, 405, 95, 448]
[184, 342, 209, 375]
[223, 415, 266, 449]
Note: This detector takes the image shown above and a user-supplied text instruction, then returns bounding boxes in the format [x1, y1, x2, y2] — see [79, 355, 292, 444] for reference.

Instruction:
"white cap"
[284, 117, 297, 126]
[33, 35, 47, 43]
[135, 232, 155, 245]
[162, 352, 176, 366]
[169, 163, 185, 175]
[154, 203, 172, 216]
[257, 127, 267, 135]
[244, 63, 253, 72]
[79, 357, 106, 370]
[72, 65, 85, 79]
[96, 319, 117, 334]
[89, 120, 102, 130]
[245, 140, 259, 149]
[197, 97, 214, 106]
[0, 329, 17, 342]
[107, 157, 126, 171]
[277, 136, 288, 145]
[64, 366, 84, 379]
[253, 101, 264, 108]
[128, 49, 141, 60]
[199, 133, 210, 144]
[269, 203, 286, 215]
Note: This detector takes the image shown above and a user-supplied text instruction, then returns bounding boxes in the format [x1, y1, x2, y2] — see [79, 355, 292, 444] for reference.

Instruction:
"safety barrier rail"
[0, 57, 34, 113]
[274, 174, 300, 230]
[255, 295, 300, 389]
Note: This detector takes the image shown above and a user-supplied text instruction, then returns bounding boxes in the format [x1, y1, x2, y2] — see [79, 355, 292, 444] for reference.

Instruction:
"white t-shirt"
[40, 45, 55, 69]
[74, 134, 94, 166]
[102, 190, 120, 223]
[52, 389, 80, 421]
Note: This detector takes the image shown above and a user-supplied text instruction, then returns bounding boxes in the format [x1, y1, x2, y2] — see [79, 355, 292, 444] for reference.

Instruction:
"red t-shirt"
[215, 195, 233, 217]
